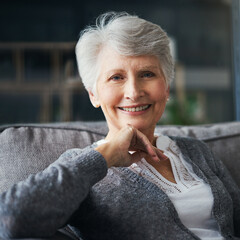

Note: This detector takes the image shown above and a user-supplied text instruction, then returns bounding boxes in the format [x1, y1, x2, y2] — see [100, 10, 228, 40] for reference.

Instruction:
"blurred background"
[0, 0, 237, 125]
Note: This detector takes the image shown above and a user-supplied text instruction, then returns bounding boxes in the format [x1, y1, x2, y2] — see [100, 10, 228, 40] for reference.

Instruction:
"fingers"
[128, 126, 159, 161]
[128, 125, 168, 163]
[145, 144, 160, 162]
[102, 125, 168, 167]
[130, 147, 167, 163]
[153, 147, 169, 161]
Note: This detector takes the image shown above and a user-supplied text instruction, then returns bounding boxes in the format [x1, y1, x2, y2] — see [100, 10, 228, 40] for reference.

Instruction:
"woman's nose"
[124, 78, 144, 101]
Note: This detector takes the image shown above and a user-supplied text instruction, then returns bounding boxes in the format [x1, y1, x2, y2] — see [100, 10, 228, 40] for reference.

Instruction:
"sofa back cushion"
[0, 122, 107, 193]
[0, 121, 239, 193]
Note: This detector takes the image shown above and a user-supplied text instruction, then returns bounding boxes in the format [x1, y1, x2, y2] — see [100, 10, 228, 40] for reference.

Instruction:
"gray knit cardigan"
[0, 136, 240, 239]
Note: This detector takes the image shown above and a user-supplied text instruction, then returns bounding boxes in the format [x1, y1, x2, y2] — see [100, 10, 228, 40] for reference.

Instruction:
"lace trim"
[129, 135, 202, 194]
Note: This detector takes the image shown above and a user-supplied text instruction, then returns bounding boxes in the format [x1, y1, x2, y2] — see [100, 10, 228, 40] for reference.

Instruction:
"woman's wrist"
[95, 142, 117, 168]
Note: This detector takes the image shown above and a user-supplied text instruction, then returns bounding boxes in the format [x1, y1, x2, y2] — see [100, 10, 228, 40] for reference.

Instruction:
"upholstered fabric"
[0, 121, 239, 195]
[0, 122, 107, 193]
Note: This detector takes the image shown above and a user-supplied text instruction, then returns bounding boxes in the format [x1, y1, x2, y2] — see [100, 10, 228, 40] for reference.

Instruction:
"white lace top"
[129, 134, 203, 194]
[128, 134, 224, 240]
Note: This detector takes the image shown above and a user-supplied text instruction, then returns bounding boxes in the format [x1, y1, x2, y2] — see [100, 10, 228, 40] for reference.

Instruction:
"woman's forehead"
[98, 47, 161, 74]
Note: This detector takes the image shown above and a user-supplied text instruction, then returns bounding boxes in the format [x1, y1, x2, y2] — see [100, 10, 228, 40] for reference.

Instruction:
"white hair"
[75, 12, 174, 93]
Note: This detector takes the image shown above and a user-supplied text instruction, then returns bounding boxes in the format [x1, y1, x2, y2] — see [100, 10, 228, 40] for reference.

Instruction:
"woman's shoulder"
[154, 133, 209, 156]
[168, 135, 209, 150]
[168, 135, 214, 163]
[168, 135, 218, 173]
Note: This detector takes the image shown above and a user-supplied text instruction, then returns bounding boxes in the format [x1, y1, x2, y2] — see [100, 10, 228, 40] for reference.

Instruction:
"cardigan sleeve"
[0, 146, 108, 239]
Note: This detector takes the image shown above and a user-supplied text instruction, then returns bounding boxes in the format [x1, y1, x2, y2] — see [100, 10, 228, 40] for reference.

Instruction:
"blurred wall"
[0, 0, 234, 124]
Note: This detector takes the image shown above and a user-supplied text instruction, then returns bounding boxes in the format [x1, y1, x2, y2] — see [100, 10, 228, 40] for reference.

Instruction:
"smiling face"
[88, 47, 169, 141]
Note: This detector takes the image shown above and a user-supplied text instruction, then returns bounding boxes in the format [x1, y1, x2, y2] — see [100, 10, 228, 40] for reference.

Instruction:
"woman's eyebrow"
[104, 69, 125, 76]
[103, 66, 159, 76]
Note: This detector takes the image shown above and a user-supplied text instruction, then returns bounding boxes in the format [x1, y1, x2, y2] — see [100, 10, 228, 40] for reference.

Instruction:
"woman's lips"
[118, 104, 151, 113]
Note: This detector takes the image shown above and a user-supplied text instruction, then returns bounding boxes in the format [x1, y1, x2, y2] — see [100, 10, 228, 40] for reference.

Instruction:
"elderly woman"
[0, 12, 240, 240]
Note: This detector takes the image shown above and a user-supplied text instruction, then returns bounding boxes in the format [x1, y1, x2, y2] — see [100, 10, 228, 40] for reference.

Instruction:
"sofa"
[0, 121, 240, 240]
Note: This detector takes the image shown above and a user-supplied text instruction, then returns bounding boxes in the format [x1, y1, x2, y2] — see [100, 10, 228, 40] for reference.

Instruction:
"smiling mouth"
[118, 104, 151, 112]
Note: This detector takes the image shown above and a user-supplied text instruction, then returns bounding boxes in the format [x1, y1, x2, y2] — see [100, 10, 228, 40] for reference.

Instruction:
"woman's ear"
[88, 90, 100, 108]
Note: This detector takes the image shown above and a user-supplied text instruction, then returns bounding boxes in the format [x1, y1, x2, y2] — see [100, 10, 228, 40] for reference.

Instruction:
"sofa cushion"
[0, 121, 239, 193]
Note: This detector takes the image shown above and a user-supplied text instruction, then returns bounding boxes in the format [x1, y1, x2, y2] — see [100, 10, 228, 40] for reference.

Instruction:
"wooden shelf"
[0, 42, 83, 122]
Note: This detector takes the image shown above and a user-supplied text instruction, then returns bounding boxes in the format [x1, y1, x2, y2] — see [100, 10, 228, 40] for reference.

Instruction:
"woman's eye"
[141, 72, 155, 78]
[110, 75, 123, 81]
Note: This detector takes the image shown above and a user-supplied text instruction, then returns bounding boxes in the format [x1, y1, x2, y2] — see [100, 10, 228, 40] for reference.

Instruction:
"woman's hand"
[95, 125, 168, 168]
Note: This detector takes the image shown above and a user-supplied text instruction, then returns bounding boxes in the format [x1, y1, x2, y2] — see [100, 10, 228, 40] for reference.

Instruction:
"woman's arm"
[0, 146, 108, 239]
[0, 125, 164, 239]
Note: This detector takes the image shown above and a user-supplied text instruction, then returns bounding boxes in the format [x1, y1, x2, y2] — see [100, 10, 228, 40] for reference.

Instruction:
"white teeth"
[120, 105, 150, 112]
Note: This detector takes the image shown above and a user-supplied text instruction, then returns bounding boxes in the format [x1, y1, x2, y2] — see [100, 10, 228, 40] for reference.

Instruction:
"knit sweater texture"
[0, 136, 239, 239]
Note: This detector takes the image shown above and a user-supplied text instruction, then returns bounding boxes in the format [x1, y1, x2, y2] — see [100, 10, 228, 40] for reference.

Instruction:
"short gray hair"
[75, 12, 174, 93]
